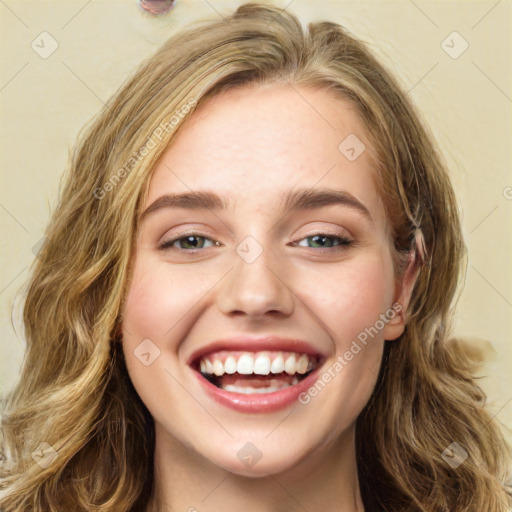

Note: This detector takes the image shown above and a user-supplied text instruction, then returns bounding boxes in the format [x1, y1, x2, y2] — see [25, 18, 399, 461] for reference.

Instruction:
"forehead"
[144, 83, 385, 225]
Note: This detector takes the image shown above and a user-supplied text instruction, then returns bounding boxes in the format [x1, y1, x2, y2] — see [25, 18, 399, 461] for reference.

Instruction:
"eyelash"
[158, 232, 353, 253]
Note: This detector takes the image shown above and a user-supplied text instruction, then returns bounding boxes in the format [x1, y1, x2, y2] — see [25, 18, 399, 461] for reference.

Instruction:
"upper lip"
[187, 335, 326, 366]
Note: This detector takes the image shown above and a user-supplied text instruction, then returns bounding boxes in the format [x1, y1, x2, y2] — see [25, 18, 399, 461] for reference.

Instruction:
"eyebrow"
[140, 187, 372, 221]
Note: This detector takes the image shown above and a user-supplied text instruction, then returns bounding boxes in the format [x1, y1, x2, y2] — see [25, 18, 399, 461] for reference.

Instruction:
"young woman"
[1, 3, 510, 511]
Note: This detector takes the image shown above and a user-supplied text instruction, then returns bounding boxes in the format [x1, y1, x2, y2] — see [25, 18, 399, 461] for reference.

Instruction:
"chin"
[198, 435, 316, 478]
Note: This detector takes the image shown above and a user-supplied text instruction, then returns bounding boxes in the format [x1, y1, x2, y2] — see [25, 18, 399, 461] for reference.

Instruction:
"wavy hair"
[1, 3, 510, 510]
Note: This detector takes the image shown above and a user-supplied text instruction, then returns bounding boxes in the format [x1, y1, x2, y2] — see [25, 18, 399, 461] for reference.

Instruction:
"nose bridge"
[217, 235, 294, 318]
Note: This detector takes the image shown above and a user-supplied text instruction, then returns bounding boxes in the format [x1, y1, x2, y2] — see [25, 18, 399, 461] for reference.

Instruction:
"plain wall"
[1, 0, 511, 443]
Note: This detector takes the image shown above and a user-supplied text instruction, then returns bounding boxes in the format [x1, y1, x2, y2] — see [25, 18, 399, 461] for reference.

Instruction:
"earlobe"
[383, 241, 422, 341]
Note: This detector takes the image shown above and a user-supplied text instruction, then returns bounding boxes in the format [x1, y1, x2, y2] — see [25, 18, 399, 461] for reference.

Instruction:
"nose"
[216, 245, 295, 320]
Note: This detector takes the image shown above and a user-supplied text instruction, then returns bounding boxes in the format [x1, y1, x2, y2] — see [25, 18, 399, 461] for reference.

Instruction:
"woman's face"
[121, 83, 410, 476]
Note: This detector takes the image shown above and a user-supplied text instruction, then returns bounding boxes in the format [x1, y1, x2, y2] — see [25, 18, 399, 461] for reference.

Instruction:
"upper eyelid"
[161, 229, 352, 241]
[159, 222, 353, 242]
[155, 216, 355, 241]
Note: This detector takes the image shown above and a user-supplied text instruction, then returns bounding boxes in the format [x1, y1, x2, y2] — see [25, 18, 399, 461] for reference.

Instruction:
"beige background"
[1, 0, 511, 441]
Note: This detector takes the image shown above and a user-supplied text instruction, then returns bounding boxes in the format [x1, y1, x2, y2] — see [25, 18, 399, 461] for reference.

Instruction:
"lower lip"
[193, 366, 322, 413]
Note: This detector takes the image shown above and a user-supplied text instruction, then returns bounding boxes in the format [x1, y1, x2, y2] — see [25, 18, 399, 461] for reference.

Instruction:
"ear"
[382, 247, 421, 341]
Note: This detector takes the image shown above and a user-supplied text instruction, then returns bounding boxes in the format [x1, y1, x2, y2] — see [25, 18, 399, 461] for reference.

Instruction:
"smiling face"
[121, 83, 410, 477]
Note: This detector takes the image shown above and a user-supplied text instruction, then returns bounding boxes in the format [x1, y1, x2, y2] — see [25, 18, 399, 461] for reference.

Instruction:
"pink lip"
[187, 335, 324, 364]
[193, 363, 323, 413]
[187, 335, 326, 413]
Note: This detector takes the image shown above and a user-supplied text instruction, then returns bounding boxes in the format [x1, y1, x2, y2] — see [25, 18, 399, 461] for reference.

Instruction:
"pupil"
[312, 235, 331, 247]
[185, 236, 201, 248]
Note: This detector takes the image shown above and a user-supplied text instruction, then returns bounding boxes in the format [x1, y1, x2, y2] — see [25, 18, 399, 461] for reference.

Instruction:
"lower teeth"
[199, 369, 314, 394]
[221, 376, 299, 394]
[223, 385, 281, 394]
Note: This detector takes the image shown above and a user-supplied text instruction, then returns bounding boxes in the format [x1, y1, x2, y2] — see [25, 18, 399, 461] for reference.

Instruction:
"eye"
[294, 233, 353, 250]
[158, 232, 353, 253]
[159, 234, 219, 251]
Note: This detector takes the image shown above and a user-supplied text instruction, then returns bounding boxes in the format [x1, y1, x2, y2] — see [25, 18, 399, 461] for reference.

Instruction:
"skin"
[121, 83, 418, 512]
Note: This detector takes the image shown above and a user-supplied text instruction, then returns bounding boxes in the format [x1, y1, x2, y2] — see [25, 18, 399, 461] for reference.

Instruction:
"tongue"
[218, 373, 296, 389]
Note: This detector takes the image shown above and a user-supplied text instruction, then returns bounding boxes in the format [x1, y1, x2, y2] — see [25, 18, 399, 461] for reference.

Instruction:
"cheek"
[119, 257, 210, 422]
[296, 250, 395, 346]
[331, 253, 394, 399]
[295, 255, 392, 431]
[121, 257, 207, 344]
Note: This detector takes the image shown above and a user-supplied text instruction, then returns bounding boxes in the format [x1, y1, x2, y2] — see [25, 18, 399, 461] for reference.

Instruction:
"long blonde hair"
[1, 3, 510, 510]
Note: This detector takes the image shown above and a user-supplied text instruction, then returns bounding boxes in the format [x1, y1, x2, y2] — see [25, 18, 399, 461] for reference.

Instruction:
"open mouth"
[193, 351, 319, 395]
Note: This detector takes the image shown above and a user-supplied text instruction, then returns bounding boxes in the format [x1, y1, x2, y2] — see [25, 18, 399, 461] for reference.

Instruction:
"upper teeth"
[199, 351, 316, 377]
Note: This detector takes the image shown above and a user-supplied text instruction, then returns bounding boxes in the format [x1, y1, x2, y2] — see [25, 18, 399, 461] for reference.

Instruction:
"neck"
[145, 422, 365, 512]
